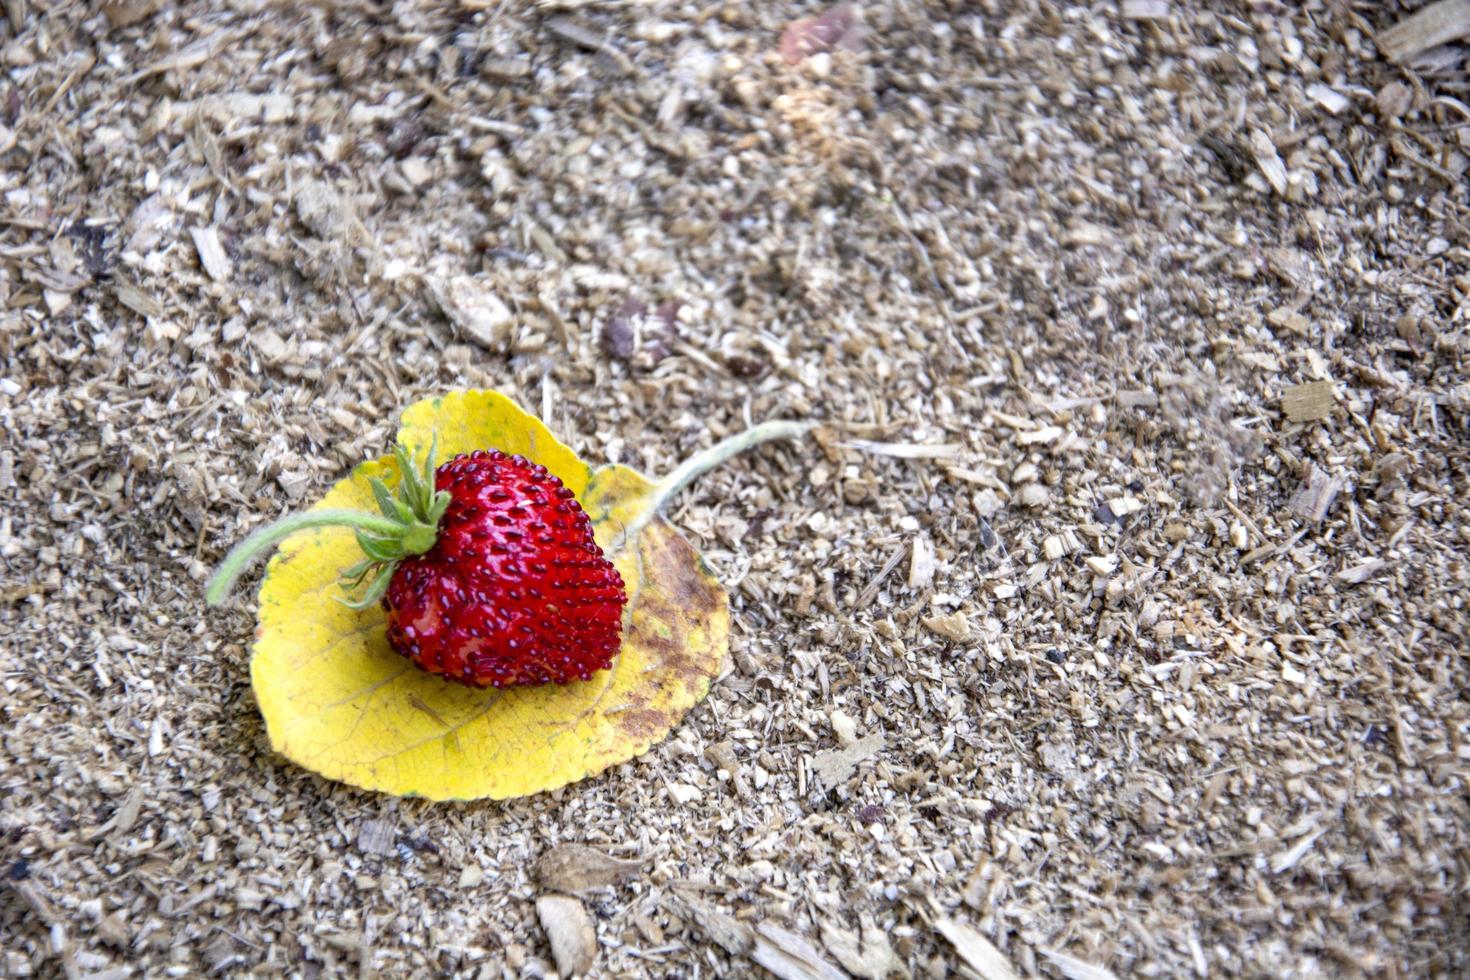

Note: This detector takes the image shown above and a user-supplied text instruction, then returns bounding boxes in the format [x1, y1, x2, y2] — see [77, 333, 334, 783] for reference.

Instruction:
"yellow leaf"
[251, 390, 730, 800]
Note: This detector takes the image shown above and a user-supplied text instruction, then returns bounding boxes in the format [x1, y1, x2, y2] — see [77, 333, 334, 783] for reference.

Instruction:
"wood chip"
[1336, 559, 1386, 585]
[114, 278, 164, 318]
[544, 17, 634, 74]
[189, 226, 232, 283]
[923, 611, 971, 642]
[534, 844, 641, 894]
[1107, 496, 1144, 517]
[1249, 129, 1288, 196]
[1121, 1, 1170, 20]
[357, 819, 395, 857]
[1305, 84, 1350, 114]
[1270, 828, 1326, 875]
[1289, 465, 1343, 523]
[809, 732, 884, 790]
[935, 917, 1021, 980]
[103, 0, 161, 29]
[673, 894, 754, 955]
[536, 894, 597, 977]
[429, 276, 515, 352]
[840, 439, 962, 459]
[1377, 0, 1470, 64]
[1062, 222, 1114, 247]
[1281, 380, 1334, 422]
[908, 532, 936, 589]
[1267, 307, 1310, 334]
[819, 919, 905, 980]
[752, 922, 848, 980]
[1041, 948, 1120, 980]
[1016, 425, 1063, 446]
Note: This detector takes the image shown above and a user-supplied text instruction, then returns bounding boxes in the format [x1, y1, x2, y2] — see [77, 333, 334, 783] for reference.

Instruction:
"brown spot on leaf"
[628, 524, 727, 688]
[618, 707, 671, 742]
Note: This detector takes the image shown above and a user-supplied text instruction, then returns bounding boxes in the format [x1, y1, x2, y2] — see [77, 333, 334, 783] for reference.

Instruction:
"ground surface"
[2, 0, 1468, 977]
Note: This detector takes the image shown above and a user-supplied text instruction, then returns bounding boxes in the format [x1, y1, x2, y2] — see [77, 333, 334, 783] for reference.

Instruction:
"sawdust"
[2, 1, 1468, 977]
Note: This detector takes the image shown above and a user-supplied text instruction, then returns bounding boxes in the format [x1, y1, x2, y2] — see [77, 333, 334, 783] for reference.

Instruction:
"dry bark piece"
[1281, 380, 1334, 422]
[533, 844, 642, 894]
[1377, 0, 1470, 64]
[536, 894, 597, 977]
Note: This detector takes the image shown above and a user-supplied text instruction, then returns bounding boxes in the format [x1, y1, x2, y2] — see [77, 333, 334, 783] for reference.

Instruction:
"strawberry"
[207, 443, 627, 688]
[382, 450, 625, 687]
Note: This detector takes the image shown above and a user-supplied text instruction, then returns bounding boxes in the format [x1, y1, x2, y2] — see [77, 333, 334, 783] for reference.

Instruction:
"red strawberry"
[206, 443, 627, 688]
[382, 450, 626, 687]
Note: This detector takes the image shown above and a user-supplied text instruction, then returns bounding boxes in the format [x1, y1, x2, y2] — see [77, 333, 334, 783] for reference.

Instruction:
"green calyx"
[204, 440, 450, 610]
[337, 441, 451, 609]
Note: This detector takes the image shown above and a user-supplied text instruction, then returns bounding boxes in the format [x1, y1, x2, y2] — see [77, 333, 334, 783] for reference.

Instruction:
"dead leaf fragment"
[923, 611, 970, 643]
[1281, 380, 1334, 422]
[810, 732, 884, 790]
[533, 844, 642, 894]
[935, 917, 1021, 980]
[536, 894, 597, 977]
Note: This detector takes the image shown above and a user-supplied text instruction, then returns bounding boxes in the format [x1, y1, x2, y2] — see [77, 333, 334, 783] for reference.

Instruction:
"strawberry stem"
[651, 420, 813, 513]
[205, 441, 451, 608]
[204, 510, 422, 606]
